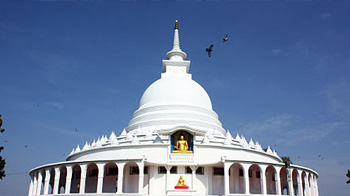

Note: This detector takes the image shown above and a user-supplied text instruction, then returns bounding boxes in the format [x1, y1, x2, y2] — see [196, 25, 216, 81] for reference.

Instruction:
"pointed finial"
[165, 20, 186, 61]
[162, 20, 190, 73]
[175, 20, 179, 30]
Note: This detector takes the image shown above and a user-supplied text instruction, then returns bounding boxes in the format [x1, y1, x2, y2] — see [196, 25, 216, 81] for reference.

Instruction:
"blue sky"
[1, 1, 350, 196]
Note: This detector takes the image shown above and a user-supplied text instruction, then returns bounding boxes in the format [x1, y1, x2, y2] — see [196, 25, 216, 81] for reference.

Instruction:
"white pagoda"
[28, 21, 319, 196]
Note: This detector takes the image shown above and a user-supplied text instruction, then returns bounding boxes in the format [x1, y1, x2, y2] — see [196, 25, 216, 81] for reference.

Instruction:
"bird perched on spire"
[223, 34, 228, 43]
[206, 44, 213, 57]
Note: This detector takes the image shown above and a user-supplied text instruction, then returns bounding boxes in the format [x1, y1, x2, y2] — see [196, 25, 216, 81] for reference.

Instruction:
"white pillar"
[304, 172, 310, 196]
[288, 168, 294, 196]
[96, 163, 105, 194]
[314, 177, 319, 196]
[53, 167, 60, 194]
[65, 165, 72, 194]
[310, 175, 315, 196]
[275, 166, 282, 196]
[242, 163, 250, 194]
[190, 166, 198, 190]
[117, 162, 125, 193]
[309, 174, 313, 196]
[138, 161, 144, 194]
[32, 172, 38, 196]
[79, 164, 87, 194]
[36, 171, 43, 195]
[43, 169, 50, 195]
[224, 162, 230, 196]
[260, 165, 267, 195]
[297, 170, 303, 196]
[166, 166, 172, 191]
[207, 166, 213, 195]
[28, 173, 34, 196]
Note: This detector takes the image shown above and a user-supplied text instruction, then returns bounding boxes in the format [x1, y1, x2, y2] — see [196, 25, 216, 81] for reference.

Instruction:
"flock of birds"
[205, 34, 228, 58]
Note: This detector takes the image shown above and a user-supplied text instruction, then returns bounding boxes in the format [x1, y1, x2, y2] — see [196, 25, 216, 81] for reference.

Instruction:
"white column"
[297, 170, 303, 196]
[288, 168, 294, 196]
[242, 163, 250, 194]
[53, 167, 60, 194]
[32, 172, 38, 196]
[36, 171, 43, 195]
[314, 177, 319, 196]
[28, 173, 34, 196]
[165, 166, 172, 191]
[96, 163, 105, 194]
[79, 164, 87, 194]
[260, 165, 267, 195]
[207, 166, 212, 195]
[304, 172, 310, 196]
[65, 165, 72, 194]
[275, 166, 282, 196]
[190, 166, 198, 190]
[117, 162, 125, 193]
[310, 175, 315, 196]
[224, 162, 230, 196]
[309, 175, 313, 196]
[43, 169, 50, 195]
[148, 166, 155, 194]
[138, 161, 145, 194]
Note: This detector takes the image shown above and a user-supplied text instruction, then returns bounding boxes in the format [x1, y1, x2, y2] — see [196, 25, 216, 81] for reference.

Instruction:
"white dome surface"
[126, 24, 225, 135]
[127, 72, 225, 135]
[140, 74, 212, 110]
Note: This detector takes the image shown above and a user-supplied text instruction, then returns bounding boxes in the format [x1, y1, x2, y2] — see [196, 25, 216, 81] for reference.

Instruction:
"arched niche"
[229, 163, 245, 194]
[171, 130, 193, 153]
[103, 162, 118, 193]
[265, 165, 277, 194]
[123, 162, 139, 193]
[248, 164, 262, 194]
[292, 169, 299, 196]
[49, 168, 55, 194]
[301, 171, 306, 196]
[58, 166, 67, 194]
[85, 163, 98, 193]
[280, 167, 289, 195]
[70, 165, 81, 193]
[40, 169, 46, 195]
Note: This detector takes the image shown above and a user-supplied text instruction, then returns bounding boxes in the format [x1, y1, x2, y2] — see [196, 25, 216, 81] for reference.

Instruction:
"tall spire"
[166, 20, 187, 61]
[162, 20, 190, 74]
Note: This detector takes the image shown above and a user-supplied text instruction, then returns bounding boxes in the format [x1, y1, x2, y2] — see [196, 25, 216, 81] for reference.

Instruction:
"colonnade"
[28, 159, 144, 196]
[223, 161, 318, 196]
[28, 160, 318, 196]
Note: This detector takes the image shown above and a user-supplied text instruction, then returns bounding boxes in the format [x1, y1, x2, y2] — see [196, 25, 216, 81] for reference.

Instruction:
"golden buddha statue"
[176, 176, 187, 187]
[172, 135, 192, 153]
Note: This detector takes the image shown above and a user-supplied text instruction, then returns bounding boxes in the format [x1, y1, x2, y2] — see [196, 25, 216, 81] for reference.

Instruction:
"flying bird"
[206, 44, 213, 57]
[223, 34, 228, 43]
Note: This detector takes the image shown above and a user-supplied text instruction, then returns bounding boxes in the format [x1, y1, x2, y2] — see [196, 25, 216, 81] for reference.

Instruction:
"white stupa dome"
[140, 74, 212, 110]
[126, 20, 225, 135]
